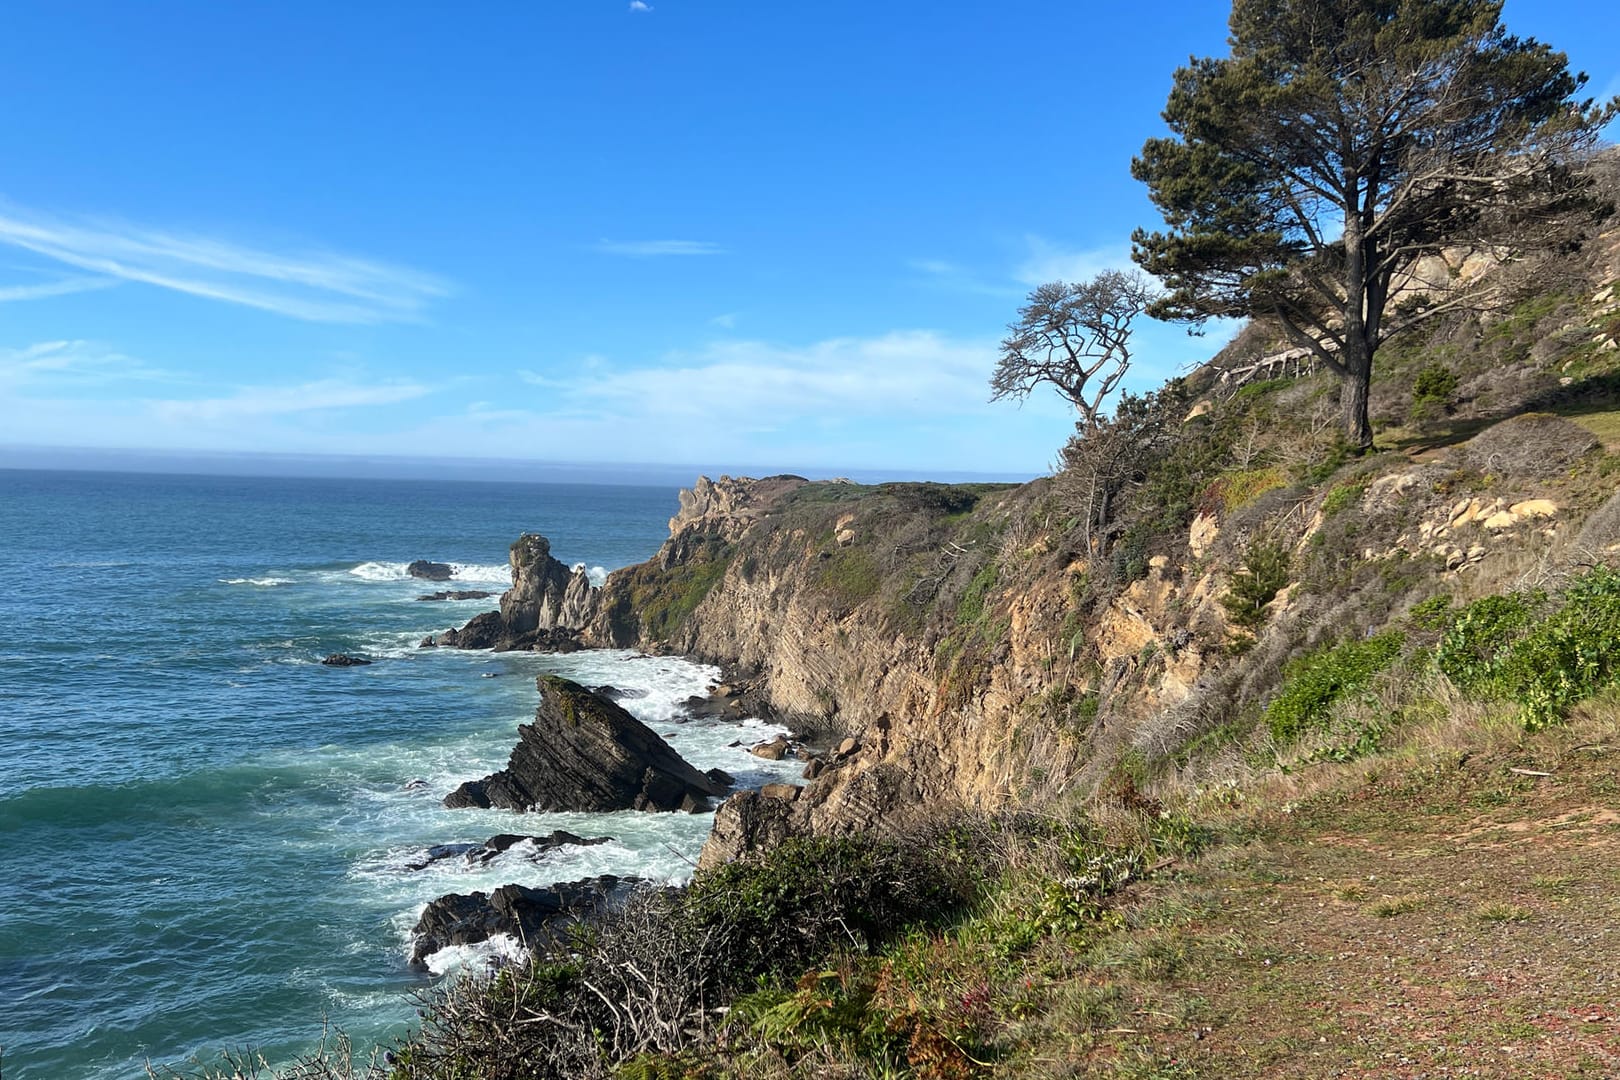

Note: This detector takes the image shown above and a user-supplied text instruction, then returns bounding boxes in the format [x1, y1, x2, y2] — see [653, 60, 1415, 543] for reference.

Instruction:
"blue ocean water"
[0, 469, 797, 1078]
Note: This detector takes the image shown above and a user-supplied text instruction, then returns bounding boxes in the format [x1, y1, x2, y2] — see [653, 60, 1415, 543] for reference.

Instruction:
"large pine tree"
[1132, 0, 1615, 449]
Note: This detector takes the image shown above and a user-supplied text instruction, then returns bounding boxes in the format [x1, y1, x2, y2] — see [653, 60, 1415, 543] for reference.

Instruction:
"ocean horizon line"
[0, 443, 1044, 488]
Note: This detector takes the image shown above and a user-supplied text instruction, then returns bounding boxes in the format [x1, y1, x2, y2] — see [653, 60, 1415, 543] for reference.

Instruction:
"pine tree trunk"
[1340, 364, 1373, 451]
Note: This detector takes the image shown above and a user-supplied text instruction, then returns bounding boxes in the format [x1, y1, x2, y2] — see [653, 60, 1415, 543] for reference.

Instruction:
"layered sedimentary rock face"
[444, 676, 730, 814]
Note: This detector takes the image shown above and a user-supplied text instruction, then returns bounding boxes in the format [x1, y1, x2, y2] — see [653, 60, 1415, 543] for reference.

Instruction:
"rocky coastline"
[402, 507, 824, 969]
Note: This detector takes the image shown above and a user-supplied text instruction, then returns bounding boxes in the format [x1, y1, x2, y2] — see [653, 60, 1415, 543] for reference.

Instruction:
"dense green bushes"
[1436, 567, 1620, 728]
[686, 833, 983, 981]
[1266, 632, 1405, 743]
[379, 828, 990, 1080]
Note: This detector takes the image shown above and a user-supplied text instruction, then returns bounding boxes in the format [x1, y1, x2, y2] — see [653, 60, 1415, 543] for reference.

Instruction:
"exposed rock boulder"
[749, 734, 791, 760]
[699, 754, 933, 870]
[697, 791, 799, 871]
[407, 560, 455, 581]
[321, 653, 372, 667]
[416, 590, 495, 601]
[431, 614, 583, 653]
[436, 611, 507, 649]
[443, 676, 730, 813]
[408, 875, 633, 967]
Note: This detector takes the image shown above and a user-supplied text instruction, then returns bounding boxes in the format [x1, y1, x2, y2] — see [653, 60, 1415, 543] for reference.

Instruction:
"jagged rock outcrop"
[444, 676, 729, 813]
[416, 589, 495, 601]
[408, 875, 633, 967]
[667, 474, 810, 547]
[437, 533, 600, 650]
[502, 534, 597, 633]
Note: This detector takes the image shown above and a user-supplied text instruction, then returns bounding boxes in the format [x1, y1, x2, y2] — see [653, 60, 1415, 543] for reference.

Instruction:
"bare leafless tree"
[991, 270, 1157, 429]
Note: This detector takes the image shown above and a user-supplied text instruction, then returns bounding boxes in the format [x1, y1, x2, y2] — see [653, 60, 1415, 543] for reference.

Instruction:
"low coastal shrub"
[380, 825, 990, 1080]
[1320, 480, 1366, 517]
[1409, 362, 1459, 424]
[1435, 590, 1544, 693]
[619, 540, 733, 642]
[1265, 632, 1405, 744]
[1206, 466, 1286, 514]
[955, 561, 1000, 628]
[686, 832, 982, 981]
[816, 547, 882, 608]
[1437, 568, 1620, 729]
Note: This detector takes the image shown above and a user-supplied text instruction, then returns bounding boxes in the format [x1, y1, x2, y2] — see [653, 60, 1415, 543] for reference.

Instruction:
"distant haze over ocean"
[0, 444, 1041, 487]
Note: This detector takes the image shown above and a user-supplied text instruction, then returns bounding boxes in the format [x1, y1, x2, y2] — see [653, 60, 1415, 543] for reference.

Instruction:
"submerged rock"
[591, 684, 647, 701]
[321, 653, 373, 667]
[443, 676, 730, 813]
[403, 830, 613, 871]
[407, 560, 455, 581]
[409, 875, 634, 967]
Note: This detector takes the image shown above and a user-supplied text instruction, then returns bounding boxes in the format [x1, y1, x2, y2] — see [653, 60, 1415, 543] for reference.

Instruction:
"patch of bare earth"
[1085, 741, 1620, 1078]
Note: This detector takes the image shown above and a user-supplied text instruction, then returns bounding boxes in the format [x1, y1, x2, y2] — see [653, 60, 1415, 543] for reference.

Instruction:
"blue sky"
[3, 1, 1616, 480]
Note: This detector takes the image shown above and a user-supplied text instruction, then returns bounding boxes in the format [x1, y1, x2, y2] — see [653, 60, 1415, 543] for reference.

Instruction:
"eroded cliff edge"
[444, 410, 1620, 865]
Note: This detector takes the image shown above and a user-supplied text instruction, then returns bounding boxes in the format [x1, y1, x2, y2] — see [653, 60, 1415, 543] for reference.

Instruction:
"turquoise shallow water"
[0, 469, 796, 1078]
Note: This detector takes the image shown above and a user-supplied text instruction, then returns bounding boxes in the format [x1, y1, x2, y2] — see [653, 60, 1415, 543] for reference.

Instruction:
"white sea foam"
[346, 561, 512, 585]
[422, 933, 527, 976]
[331, 648, 803, 973]
[351, 629, 447, 660]
[220, 577, 294, 587]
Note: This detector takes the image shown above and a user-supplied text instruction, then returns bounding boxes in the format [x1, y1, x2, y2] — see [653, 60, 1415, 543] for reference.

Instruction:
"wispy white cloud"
[151, 378, 432, 422]
[596, 239, 725, 257]
[0, 275, 119, 303]
[1015, 237, 1134, 286]
[628, 0, 652, 10]
[710, 312, 738, 329]
[0, 339, 162, 385]
[0, 201, 451, 323]
[553, 331, 1001, 421]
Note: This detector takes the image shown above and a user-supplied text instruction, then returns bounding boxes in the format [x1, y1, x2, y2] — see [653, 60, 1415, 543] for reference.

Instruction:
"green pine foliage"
[1221, 541, 1291, 630]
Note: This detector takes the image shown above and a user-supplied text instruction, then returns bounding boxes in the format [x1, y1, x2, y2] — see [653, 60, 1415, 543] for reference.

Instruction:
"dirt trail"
[1100, 744, 1620, 1077]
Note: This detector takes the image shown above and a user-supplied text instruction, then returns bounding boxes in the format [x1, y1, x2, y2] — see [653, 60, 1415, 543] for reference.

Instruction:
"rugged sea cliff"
[440, 389, 1620, 876]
